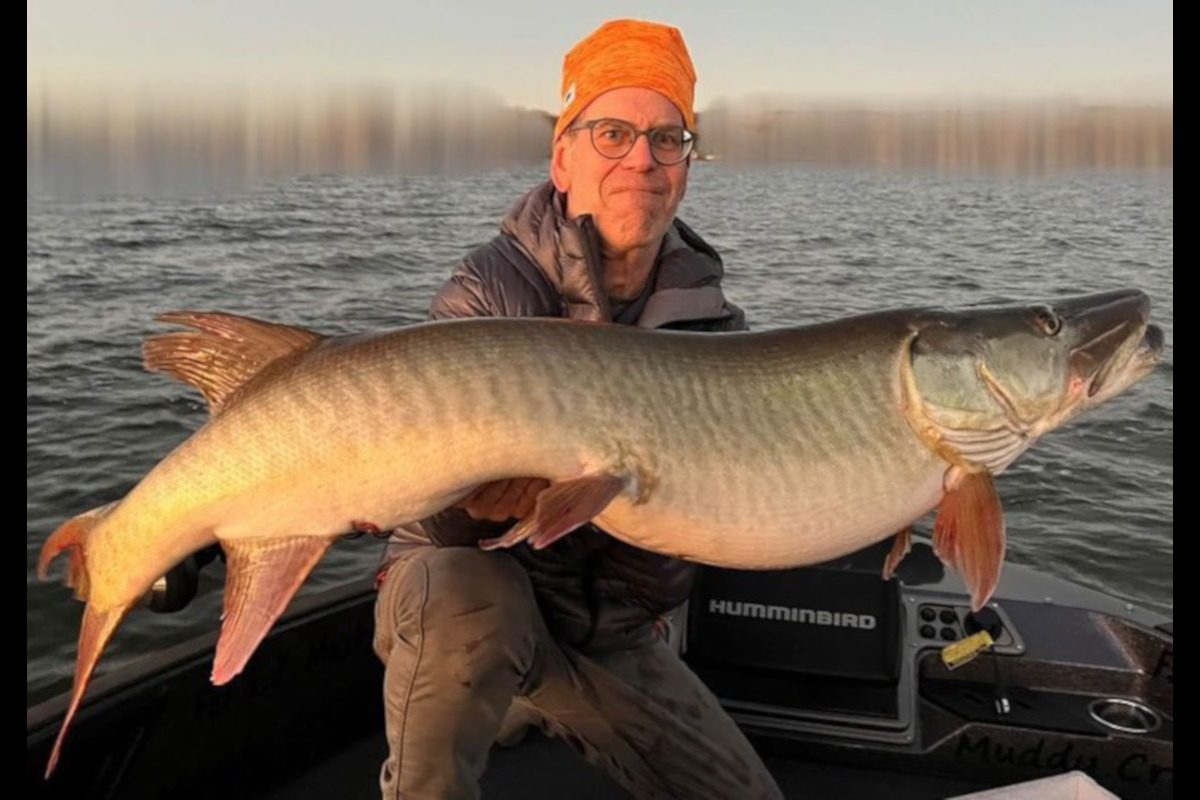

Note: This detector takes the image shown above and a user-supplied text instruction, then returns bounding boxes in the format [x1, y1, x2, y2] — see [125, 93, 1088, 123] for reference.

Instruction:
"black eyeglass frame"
[566, 118, 697, 166]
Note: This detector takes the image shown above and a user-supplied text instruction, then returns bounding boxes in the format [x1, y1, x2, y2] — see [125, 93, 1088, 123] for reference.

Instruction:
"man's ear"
[551, 137, 571, 193]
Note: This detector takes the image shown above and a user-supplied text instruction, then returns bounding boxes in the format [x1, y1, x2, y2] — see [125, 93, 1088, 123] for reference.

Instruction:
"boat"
[26, 534, 1172, 799]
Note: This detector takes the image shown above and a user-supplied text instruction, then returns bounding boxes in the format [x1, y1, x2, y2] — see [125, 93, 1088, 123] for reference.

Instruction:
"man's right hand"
[457, 478, 549, 522]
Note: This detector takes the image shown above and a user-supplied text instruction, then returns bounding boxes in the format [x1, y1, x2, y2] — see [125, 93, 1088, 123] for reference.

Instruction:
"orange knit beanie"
[554, 19, 697, 141]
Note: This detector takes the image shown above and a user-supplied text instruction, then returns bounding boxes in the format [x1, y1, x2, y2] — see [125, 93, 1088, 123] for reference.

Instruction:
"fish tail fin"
[38, 501, 119, 600]
[45, 603, 128, 778]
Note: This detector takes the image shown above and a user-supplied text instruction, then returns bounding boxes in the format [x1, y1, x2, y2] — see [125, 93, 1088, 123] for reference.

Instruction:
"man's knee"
[376, 547, 540, 665]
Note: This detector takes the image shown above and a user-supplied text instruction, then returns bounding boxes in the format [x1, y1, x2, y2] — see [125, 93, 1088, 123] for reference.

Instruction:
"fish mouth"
[1111, 322, 1166, 386]
[1141, 323, 1166, 361]
[1056, 290, 1153, 398]
[1080, 321, 1164, 405]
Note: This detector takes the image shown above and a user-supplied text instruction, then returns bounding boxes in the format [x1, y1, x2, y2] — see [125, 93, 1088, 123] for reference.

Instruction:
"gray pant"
[373, 546, 784, 800]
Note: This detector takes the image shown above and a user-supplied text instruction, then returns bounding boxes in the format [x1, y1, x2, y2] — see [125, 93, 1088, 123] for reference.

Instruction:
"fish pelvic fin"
[212, 536, 332, 686]
[479, 473, 629, 552]
[934, 468, 1006, 612]
[45, 603, 128, 778]
[143, 311, 325, 414]
[38, 501, 119, 600]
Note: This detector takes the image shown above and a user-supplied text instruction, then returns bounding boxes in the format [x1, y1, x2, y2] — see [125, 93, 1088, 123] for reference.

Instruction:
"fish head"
[908, 289, 1164, 470]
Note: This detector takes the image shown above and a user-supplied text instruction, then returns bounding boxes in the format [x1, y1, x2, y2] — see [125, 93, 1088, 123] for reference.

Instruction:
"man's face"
[551, 87, 690, 255]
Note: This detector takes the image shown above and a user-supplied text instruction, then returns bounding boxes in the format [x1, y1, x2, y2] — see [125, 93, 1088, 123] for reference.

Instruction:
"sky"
[27, 0, 1173, 110]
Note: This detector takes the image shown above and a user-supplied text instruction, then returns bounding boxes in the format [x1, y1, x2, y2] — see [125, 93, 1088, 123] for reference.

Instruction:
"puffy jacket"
[385, 180, 748, 649]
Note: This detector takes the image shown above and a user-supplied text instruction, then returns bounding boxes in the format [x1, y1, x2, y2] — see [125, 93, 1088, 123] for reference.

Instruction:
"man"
[374, 19, 784, 800]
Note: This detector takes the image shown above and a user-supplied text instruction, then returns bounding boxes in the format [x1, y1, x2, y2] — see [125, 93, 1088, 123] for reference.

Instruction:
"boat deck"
[265, 727, 996, 799]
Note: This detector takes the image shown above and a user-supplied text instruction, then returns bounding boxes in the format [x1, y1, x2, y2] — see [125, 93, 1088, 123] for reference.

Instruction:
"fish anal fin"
[212, 536, 332, 685]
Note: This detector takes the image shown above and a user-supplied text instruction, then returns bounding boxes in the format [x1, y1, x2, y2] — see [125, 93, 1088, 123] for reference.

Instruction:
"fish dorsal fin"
[933, 468, 1006, 611]
[143, 311, 325, 414]
[212, 536, 332, 686]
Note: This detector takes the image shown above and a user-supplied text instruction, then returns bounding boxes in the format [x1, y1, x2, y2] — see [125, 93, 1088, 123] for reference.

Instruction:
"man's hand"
[457, 478, 549, 522]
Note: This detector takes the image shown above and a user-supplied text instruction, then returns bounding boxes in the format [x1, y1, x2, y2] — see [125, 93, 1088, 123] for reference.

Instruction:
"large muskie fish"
[38, 289, 1164, 775]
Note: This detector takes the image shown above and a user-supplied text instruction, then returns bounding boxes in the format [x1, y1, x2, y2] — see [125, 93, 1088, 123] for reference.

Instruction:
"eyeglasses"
[567, 118, 696, 166]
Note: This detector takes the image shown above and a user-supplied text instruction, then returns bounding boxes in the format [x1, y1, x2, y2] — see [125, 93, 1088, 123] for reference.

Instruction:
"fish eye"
[1031, 306, 1062, 336]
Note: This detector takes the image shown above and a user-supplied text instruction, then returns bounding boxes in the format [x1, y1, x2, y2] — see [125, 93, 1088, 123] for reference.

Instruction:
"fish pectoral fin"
[212, 536, 332, 686]
[882, 527, 913, 581]
[143, 311, 325, 415]
[933, 469, 1006, 612]
[479, 473, 628, 552]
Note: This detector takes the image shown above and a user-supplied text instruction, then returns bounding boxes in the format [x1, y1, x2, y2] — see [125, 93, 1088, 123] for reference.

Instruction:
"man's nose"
[622, 133, 658, 170]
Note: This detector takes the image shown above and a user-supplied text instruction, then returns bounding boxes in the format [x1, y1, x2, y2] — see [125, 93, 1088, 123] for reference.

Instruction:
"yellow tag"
[941, 630, 995, 670]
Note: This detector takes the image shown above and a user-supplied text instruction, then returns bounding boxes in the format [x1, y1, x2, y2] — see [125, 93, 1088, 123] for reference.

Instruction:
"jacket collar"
[500, 181, 734, 328]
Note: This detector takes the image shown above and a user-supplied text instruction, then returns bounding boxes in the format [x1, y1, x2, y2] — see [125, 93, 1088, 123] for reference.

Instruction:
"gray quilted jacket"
[383, 180, 747, 650]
